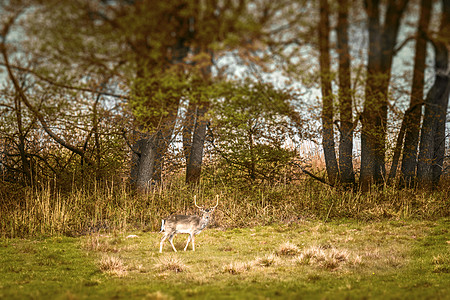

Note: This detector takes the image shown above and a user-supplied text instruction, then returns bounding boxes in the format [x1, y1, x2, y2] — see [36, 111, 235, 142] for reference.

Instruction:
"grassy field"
[1, 218, 449, 299]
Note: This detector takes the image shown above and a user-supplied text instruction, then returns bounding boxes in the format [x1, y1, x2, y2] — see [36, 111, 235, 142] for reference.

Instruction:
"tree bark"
[131, 124, 175, 192]
[360, 0, 409, 191]
[337, 0, 355, 186]
[131, 135, 155, 192]
[319, 0, 339, 184]
[14, 94, 32, 185]
[430, 0, 450, 187]
[184, 64, 212, 184]
[186, 103, 209, 184]
[400, 0, 431, 187]
[183, 103, 196, 163]
[360, 0, 381, 191]
[130, 10, 190, 191]
[388, 101, 422, 182]
[417, 0, 450, 189]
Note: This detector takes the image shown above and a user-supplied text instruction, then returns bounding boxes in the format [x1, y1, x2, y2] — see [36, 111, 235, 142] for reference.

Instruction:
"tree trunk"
[417, 0, 450, 189]
[14, 95, 32, 186]
[417, 79, 449, 189]
[361, 0, 409, 191]
[186, 103, 209, 184]
[319, 0, 339, 184]
[400, 0, 431, 187]
[388, 102, 422, 182]
[360, 0, 382, 191]
[337, 0, 355, 186]
[131, 125, 175, 192]
[130, 23, 189, 191]
[131, 135, 156, 192]
[183, 103, 196, 163]
[184, 45, 212, 184]
[388, 114, 407, 182]
[430, 0, 450, 187]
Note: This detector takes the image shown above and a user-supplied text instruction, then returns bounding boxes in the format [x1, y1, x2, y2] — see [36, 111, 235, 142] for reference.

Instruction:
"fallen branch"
[290, 162, 334, 187]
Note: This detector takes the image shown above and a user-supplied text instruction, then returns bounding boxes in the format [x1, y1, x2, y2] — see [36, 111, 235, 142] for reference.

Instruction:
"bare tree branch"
[0, 62, 128, 99]
[1, 20, 92, 165]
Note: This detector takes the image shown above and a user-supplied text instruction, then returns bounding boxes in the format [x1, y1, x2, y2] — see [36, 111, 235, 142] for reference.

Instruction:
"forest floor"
[0, 218, 449, 299]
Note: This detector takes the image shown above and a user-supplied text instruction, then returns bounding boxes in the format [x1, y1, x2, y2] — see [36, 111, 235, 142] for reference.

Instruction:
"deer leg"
[160, 233, 169, 253]
[184, 234, 192, 251]
[168, 233, 177, 252]
[192, 235, 195, 251]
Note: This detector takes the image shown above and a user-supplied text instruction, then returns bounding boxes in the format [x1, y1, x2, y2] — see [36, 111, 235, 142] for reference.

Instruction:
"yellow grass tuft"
[432, 254, 450, 273]
[276, 242, 300, 256]
[155, 255, 188, 273]
[252, 253, 279, 267]
[222, 261, 251, 275]
[99, 255, 128, 277]
[293, 246, 360, 270]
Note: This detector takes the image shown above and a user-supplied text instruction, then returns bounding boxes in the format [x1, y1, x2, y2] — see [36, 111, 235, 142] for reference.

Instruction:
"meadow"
[1, 219, 449, 299]
[0, 178, 449, 299]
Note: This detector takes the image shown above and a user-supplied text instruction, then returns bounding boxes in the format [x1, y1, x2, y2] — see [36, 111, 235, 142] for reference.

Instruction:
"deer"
[159, 195, 219, 253]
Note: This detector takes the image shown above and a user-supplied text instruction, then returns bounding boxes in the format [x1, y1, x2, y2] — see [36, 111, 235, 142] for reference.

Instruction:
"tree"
[1, 0, 133, 187]
[400, 0, 432, 187]
[0, 82, 35, 185]
[1, 3, 88, 175]
[337, 0, 355, 186]
[360, 0, 409, 191]
[318, 0, 339, 184]
[184, 73, 211, 185]
[209, 80, 297, 183]
[387, 0, 432, 186]
[417, 0, 450, 189]
[25, 0, 275, 191]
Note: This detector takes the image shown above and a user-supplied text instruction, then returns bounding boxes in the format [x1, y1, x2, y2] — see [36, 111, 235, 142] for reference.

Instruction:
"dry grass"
[83, 234, 120, 253]
[1, 176, 449, 238]
[432, 254, 450, 273]
[252, 253, 279, 267]
[276, 242, 300, 256]
[99, 255, 128, 277]
[222, 261, 252, 274]
[128, 263, 147, 273]
[294, 246, 362, 270]
[155, 255, 188, 273]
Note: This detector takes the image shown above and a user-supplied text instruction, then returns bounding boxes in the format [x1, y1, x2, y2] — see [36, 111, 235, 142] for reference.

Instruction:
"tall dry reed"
[1, 175, 448, 238]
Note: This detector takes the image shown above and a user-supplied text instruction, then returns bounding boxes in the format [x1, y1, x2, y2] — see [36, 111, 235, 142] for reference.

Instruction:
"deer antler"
[194, 195, 204, 209]
[211, 194, 219, 209]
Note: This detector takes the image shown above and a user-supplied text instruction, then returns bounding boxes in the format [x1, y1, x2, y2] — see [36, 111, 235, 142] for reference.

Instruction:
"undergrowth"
[0, 176, 449, 238]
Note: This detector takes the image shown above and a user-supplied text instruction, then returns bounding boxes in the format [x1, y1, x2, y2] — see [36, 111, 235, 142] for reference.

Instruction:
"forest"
[0, 0, 450, 232]
[0, 0, 449, 298]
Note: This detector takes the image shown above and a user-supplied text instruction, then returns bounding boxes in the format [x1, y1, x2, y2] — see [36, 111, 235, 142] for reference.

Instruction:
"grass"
[0, 177, 449, 298]
[99, 255, 128, 277]
[1, 177, 449, 238]
[1, 218, 449, 299]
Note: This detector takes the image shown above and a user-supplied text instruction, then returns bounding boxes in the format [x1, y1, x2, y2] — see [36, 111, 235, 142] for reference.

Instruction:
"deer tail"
[159, 219, 165, 233]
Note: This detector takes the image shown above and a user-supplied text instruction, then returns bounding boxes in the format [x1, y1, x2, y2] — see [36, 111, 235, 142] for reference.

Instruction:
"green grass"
[1, 219, 449, 299]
